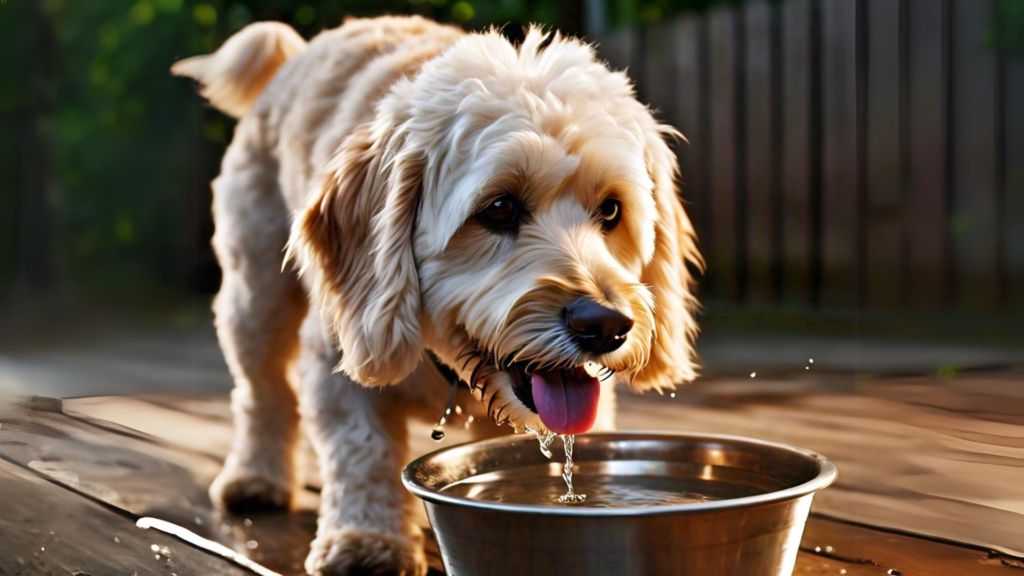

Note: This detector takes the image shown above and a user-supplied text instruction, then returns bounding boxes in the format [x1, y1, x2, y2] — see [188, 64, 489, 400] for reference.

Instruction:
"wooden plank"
[0, 397, 223, 525]
[708, 6, 742, 300]
[906, 0, 951, 308]
[781, 0, 816, 304]
[865, 0, 906, 308]
[0, 458, 252, 576]
[799, 516, 1020, 575]
[674, 15, 711, 280]
[618, 368, 1024, 557]
[11, 391, 1021, 576]
[743, 0, 779, 303]
[950, 0, 1001, 310]
[1004, 58, 1024, 310]
[820, 0, 864, 307]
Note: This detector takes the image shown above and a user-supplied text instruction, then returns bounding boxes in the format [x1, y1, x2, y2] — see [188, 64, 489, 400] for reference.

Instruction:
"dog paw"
[305, 527, 427, 576]
[209, 466, 292, 513]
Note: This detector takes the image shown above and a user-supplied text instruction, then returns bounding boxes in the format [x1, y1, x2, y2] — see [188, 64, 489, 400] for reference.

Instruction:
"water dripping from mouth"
[557, 434, 586, 504]
[431, 375, 461, 442]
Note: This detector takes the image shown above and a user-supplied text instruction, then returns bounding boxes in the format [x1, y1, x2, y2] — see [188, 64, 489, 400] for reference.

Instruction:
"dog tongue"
[531, 368, 600, 434]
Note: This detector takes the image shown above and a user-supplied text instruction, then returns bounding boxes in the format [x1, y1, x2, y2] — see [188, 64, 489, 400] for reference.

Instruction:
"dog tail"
[172, 22, 306, 118]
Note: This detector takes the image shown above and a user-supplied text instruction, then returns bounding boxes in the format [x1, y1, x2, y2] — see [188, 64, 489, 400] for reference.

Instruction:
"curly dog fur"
[174, 15, 700, 575]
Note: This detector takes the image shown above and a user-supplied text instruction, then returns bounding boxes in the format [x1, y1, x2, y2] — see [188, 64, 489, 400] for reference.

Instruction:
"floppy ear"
[633, 123, 703, 392]
[289, 117, 425, 386]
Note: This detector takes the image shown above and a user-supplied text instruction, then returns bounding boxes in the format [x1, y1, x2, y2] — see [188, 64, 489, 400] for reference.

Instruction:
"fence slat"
[1005, 57, 1024, 310]
[906, 0, 950, 308]
[781, 0, 815, 304]
[744, 0, 778, 302]
[865, 0, 905, 308]
[642, 21, 676, 121]
[598, 27, 637, 75]
[950, 0, 1000, 310]
[708, 7, 742, 300]
[820, 0, 864, 307]
[675, 16, 711, 276]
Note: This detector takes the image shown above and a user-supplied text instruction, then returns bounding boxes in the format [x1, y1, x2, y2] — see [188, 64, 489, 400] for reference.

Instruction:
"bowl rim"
[401, 430, 838, 517]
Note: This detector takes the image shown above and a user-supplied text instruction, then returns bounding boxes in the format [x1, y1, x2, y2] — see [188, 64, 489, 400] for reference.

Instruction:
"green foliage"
[0, 1, 592, 298]
[0, 0, 731, 299]
[986, 0, 1024, 55]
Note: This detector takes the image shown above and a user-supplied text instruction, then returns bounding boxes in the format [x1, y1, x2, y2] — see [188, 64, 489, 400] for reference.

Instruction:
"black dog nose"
[565, 298, 634, 354]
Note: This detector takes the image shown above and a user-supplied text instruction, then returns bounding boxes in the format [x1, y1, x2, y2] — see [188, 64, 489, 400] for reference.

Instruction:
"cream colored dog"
[174, 15, 700, 576]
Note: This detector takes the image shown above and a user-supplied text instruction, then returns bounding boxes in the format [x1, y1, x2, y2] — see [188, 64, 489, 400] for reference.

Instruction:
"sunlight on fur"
[175, 15, 701, 576]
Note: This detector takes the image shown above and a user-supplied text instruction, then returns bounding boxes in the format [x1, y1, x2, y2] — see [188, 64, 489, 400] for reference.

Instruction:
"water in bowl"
[442, 459, 787, 508]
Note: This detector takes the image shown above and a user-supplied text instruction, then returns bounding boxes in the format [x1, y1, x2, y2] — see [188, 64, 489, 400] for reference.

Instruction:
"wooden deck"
[2, 367, 1023, 575]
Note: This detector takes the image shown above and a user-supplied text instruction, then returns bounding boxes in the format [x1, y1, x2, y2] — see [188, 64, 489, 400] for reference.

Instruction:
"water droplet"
[431, 429, 445, 441]
[150, 545, 160, 552]
[750, 372, 756, 378]
[814, 546, 821, 553]
[154, 554, 161, 561]
[825, 545, 833, 553]
[467, 415, 474, 422]
[194, 517, 203, 525]
[840, 570, 847, 575]
[438, 416, 447, 426]
[887, 571, 901, 576]
[40, 547, 44, 552]
[114, 536, 120, 543]
[455, 405, 463, 415]
[670, 392, 676, 398]
[809, 358, 814, 363]
[246, 540, 258, 550]
[243, 518, 252, 527]
[805, 366, 810, 370]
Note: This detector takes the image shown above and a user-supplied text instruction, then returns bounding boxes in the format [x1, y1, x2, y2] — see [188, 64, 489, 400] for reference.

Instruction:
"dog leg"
[298, 315, 427, 576]
[209, 123, 308, 513]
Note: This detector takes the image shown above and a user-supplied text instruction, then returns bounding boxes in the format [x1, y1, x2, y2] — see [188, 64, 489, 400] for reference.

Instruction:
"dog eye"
[476, 194, 522, 232]
[598, 198, 621, 231]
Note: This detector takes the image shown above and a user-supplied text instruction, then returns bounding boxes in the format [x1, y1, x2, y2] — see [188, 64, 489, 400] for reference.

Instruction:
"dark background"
[0, 0, 730, 306]
[1, 0, 1022, 350]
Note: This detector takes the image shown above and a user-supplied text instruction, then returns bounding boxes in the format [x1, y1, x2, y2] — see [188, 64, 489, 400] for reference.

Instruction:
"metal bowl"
[403, 431, 837, 576]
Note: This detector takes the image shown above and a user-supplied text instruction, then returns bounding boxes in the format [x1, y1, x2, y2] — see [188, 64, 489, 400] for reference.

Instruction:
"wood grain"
[0, 458, 252, 576]
[6, 368, 1024, 574]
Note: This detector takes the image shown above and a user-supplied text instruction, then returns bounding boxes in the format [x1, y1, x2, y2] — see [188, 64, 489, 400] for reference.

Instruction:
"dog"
[173, 15, 700, 576]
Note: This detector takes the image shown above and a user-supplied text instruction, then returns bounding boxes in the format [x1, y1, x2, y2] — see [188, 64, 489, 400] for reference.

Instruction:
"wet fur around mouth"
[454, 339, 614, 420]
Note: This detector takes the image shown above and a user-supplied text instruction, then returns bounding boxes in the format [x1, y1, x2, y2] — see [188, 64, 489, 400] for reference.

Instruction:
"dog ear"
[632, 123, 703, 392]
[290, 117, 425, 386]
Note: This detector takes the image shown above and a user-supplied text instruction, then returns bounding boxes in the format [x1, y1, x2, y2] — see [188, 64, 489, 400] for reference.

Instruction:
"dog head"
[290, 28, 701, 434]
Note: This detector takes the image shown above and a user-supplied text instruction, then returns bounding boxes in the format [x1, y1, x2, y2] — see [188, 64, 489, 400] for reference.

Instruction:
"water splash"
[557, 435, 586, 504]
[527, 426, 556, 459]
[136, 517, 282, 576]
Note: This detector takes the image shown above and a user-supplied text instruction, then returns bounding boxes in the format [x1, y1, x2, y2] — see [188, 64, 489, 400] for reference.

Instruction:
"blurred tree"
[1, 0, 722, 306]
[1, 1, 62, 296]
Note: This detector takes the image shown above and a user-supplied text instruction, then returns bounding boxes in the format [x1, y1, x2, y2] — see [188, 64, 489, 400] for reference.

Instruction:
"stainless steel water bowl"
[402, 431, 837, 576]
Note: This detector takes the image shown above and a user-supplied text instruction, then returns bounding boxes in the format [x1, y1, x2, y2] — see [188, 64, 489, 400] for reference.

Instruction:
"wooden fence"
[594, 0, 1024, 314]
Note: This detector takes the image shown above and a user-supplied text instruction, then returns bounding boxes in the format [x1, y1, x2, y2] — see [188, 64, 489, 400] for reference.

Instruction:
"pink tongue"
[531, 368, 601, 434]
